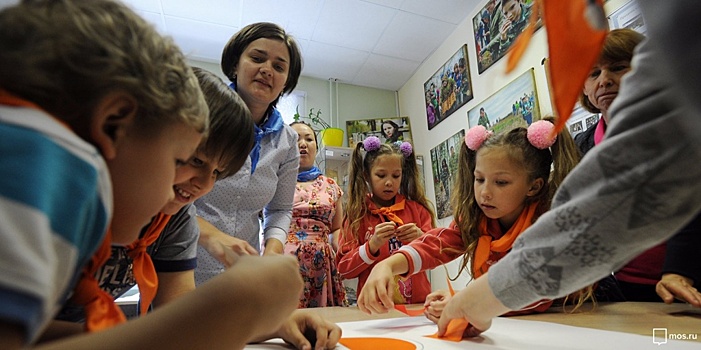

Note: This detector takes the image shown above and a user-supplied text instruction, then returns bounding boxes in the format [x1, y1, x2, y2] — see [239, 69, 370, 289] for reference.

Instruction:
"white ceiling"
[120, 0, 482, 91]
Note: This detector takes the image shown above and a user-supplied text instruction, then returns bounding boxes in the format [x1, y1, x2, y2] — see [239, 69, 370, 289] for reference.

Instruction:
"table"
[309, 302, 700, 342]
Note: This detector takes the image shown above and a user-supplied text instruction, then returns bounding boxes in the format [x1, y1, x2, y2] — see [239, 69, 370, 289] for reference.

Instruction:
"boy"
[0, 1, 306, 349]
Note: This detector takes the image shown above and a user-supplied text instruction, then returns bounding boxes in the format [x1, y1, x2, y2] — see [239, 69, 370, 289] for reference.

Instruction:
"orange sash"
[71, 230, 127, 331]
[472, 202, 539, 279]
[126, 212, 172, 315]
[369, 197, 406, 225]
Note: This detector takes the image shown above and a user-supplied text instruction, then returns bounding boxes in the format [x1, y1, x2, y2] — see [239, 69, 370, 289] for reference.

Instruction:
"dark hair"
[290, 121, 318, 147]
[380, 120, 400, 141]
[192, 67, 255, 179]
[221, 22, 302, 108]
[579, 29, 645, 113]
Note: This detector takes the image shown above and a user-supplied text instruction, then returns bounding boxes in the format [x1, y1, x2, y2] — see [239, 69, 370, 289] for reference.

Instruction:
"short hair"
[192, 67, 255, 179]
[0, 0, 209, 137]
[579, 29, 645, 113]
[221, 22, 303, 106]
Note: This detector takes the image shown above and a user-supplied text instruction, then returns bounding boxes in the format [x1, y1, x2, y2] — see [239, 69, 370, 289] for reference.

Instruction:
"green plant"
[293, 105, 332, 130]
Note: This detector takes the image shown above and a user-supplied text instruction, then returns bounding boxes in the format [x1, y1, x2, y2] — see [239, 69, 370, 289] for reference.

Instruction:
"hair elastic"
[527, 120, 557, 149]
[465, 125, 493, 151]
[397, 141, 413, 158]
[362, 136, 381, 152]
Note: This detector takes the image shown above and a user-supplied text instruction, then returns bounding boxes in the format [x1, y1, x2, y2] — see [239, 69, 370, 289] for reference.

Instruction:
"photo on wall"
[467, 68, 540, 133]
[346, 117, 412, 148]
[608, 0, 646, 34]
[472, 0, 542, 74]
[424, 44, 473, 130]
[430, 129, 465, 219]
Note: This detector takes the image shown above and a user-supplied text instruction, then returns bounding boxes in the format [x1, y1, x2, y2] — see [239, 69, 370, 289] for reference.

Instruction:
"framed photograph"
[424, 44, 473, 130]
[472, 0, 542, 74]
[346, 117, 412, 148]
[430, 129, 464, 219]
[567, 102, 598, 139]
[467, 68, 540, 133]
[608, 0, 646, 34]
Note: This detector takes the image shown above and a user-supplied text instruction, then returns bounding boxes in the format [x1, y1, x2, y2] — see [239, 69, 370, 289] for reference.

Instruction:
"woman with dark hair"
[195, 22, 304, 281]
[381, 119, 401, 143]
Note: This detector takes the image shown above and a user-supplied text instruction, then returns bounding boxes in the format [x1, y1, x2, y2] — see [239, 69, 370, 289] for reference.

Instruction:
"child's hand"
[423, 289, 451, 324]
[368, 222, 397, 255]
[357, 260, 396, 314]
[274, 309, 342, 350]
[395, 223, 422, 243]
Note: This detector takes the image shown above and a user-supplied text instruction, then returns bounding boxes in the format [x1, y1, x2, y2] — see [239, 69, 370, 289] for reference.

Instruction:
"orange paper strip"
[394, 304, 427, 316]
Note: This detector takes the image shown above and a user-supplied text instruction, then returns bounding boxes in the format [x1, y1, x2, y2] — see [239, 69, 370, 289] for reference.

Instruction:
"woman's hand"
[197, 217, 257, 267]
[395, 223, 422, 243]
[656, 273, 701, 307]
[423, 290, 451, 324]
[368, 222, 397, 255]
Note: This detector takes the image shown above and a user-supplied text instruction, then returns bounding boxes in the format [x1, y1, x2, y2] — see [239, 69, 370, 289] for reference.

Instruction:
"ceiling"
[119, 0, 481, 91]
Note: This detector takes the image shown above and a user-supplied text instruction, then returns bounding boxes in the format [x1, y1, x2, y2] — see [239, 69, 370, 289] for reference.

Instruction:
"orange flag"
[506, 0, 608, 134]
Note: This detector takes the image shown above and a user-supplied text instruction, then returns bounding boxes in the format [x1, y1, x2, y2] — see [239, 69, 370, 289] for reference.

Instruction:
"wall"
[189, 60, 397, 148]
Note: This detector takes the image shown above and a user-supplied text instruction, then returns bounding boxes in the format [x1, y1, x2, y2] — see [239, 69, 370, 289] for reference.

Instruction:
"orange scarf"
[126, 212, 172, 315]
[369, 196, 406, 225]
[0, 89, 127, 331]
[472, 202, 539, 279]
[71, 230, 127, 331]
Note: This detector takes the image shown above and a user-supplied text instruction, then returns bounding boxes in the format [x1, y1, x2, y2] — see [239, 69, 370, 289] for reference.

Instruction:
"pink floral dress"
[284, 176, 347, 308]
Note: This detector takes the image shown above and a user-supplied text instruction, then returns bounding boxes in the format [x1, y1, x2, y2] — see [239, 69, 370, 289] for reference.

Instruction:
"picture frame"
[608, 0, 646, 34]
[423, 44, 473, 130]
[467, 68, 540, 133]
[472, 0, 542, 74]
[346, 117, 412, 148]
[430, 129, 464, 219]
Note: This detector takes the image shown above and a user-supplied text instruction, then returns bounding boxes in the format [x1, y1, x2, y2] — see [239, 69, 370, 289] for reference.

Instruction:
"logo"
[652, 328, 667, 345]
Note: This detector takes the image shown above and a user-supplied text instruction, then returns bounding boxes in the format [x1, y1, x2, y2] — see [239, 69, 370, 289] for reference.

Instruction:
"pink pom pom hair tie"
[527, 120, 557, 149]
[362, 136, 381, 152]
[465, 125, 493, 151]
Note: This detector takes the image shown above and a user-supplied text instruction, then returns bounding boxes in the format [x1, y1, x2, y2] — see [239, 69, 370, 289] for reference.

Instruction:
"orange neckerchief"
[472, 202, 539, 279]
[1, 89, 126, 331]
[369, 195, 406, 225]
[71, 230, 127, 331]
[126, 212, 172, 315]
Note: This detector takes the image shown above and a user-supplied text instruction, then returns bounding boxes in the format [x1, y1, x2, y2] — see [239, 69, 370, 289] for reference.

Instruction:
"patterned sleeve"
[262, 125, 299, 246]
[487, 36, 701, 311]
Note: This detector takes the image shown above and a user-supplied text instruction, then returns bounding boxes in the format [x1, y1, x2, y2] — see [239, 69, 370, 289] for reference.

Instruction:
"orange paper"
[394, 304, 427, 316]
[425, 276, 470, 341]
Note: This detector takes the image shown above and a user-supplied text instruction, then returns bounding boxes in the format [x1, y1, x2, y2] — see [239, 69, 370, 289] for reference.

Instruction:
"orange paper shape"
[394, 304, 427, 316]
[339, 337, 416, 350]
[544, 0, 607, 134]
[424, 276, 470, 341]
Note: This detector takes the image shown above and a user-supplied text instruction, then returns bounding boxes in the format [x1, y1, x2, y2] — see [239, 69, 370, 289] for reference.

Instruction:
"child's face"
[109, 122, 202, 245]
[473, 148, 539, 229]
[161, 149, 226, 215]
[368, 154, 402, 207]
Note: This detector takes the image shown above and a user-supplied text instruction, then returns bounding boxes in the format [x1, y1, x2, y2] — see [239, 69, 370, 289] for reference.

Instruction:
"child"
[0, 1, 305, 349]
[337, 136, 436, 304]
[357, 119, 582, 317]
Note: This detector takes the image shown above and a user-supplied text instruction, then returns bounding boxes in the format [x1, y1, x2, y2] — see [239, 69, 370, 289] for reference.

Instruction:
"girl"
[357, 118, 582, 317]
[337, 136, 436, 304]
[285, 122, 347, 308]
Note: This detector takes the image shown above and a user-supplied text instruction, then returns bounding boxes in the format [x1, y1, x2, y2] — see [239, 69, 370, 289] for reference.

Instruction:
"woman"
[575, 29, 644, 155]
[285, 122, 347, 308]
[381, 120, 401, 143]
[194, 22, 303, 284]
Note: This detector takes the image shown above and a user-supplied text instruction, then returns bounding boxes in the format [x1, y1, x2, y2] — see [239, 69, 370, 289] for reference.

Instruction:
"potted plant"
[293, 106, 344, 147]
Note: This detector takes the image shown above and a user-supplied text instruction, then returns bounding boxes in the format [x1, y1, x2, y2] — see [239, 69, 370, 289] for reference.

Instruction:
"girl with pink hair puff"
[337, 137, 436, 305]
[358, 117, 583, 321]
